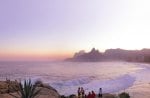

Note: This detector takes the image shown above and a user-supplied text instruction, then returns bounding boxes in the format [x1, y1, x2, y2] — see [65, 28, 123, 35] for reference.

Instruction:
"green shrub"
[119, 92, 130, 98]
[61, 95, 67, 98]
[69, 94, 76, 98]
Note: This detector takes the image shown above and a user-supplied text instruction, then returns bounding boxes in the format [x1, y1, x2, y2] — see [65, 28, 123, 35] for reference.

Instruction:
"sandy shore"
[125, 83, 150, 98]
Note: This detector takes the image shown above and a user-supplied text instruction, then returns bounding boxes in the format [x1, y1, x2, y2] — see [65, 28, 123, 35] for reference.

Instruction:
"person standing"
[78, 87, 81, 98]
[81, 87, 85, 98]
[87, 92, 92, 98]
[91, 91, 96, 98]
[98, 88, 102, 98]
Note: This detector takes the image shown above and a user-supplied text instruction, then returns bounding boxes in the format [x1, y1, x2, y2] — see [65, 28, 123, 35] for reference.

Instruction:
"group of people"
[77, 87, 85, 98]
[86, 91, 96, 98]
[77, 87, 102, 98]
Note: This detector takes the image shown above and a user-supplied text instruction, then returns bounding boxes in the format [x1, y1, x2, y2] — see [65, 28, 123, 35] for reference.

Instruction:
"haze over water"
[0, 61, 150, 98]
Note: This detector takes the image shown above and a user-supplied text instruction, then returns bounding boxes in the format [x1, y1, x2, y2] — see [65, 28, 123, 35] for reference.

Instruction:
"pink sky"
[0, 0, 150, 61]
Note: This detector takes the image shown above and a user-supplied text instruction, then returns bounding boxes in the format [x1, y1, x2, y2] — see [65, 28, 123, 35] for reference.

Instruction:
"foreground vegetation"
[119, 92, 130, 98]
[9, 79, 41, 98]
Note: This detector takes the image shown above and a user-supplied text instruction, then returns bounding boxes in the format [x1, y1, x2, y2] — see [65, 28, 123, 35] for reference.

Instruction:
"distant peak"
[90, 48, 99, 53]
[91, 48, 96, 51]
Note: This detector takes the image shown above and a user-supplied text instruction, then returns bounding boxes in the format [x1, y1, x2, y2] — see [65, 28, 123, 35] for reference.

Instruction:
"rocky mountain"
[66, 48, 150, 62]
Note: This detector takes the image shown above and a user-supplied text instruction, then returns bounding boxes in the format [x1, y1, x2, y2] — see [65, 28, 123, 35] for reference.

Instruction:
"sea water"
[0, 61, 150, 97]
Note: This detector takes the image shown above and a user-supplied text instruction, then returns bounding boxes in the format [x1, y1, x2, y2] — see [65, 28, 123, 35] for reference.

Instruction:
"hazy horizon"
[1, 0, 150, 61]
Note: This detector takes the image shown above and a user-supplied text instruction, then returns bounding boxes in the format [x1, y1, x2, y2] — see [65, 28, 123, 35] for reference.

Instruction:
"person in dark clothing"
[98, 88, 102, 98]
[78, 87, 81, 97]
[85, 94, 87, 98]
[81, 87, 85, 98]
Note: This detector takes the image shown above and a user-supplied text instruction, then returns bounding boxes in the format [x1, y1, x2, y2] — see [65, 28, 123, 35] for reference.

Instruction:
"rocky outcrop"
[100, 93, 117, 98]
[0, 80, 60, 98]
[66, 48, 103, 62]
[0, 80, 18, 94]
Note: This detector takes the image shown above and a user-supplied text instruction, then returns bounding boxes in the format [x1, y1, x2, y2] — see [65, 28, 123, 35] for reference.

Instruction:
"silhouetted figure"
[98, 88, 102, 98]
[85, 94, 87, 98]
[78, 87, 81, 98]
[81, 87, 85, 98]
[91, 91, 96, 98]
[87, 92, 92, 98]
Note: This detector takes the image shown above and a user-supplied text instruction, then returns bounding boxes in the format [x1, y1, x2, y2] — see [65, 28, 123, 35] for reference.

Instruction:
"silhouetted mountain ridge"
[66, 48, 150, 62]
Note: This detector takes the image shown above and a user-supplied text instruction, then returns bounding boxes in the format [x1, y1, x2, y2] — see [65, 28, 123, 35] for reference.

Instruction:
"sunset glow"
[0, 0, 150, 61]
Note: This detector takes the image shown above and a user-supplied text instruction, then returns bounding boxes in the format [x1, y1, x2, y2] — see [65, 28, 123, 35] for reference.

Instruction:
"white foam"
[51, 74, 135, 95]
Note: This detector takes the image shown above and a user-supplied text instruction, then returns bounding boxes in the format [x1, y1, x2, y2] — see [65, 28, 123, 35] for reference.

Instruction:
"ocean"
[0, 61, 150, 97]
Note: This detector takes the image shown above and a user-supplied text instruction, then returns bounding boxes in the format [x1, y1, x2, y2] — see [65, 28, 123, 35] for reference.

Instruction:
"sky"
[0, 0, 150, 61]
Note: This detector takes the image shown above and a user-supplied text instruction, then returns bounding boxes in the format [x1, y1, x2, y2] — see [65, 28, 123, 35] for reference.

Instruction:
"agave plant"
[10, 79, 41, 98]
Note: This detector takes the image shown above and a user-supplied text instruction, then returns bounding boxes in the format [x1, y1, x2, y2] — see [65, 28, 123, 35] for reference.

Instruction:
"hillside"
[66, 48, 150, 62]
